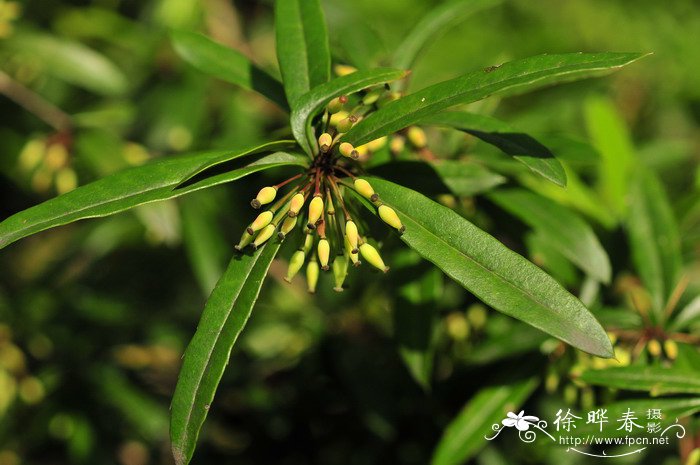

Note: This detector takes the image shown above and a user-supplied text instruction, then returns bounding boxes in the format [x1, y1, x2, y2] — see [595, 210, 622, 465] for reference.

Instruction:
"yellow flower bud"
[318, 238, 330, 270]
[390, 136, 405, 155]
[288, 193, 305, 217]
[354, 178, 378, 202]
[407, 126, 427, 148]
[327, 95, 347, 114]
[334, 64, 357, 76]
[359, 243, 389, 272]
[278, 215, 297, 239]
[284, 250, 306, 282]
[664, 339, 678, 360]
[251, 186, 277, 209]
[318, 133, 333, 152]
[326, 191, 335, 215]
[330, 110, 348, 127]
[345, 236, 361, 267]
[248, 210, 273, 234]
[647, 339, 662, 357]
[345, 220, 359, 253]
[302, 233, 314, 254]
[362, 88, 383, 106]
[252, 224, 276, 249]
[339, 142, 358, 159]
[333, 255, 349, 292]
[367, 136, 387, 152]
[336, 115, 357, 133]
[378, 204, 405, 234]
[307, 195, 324, 228]
[234, 230, 254, 250]
[306, 260, 320, 293]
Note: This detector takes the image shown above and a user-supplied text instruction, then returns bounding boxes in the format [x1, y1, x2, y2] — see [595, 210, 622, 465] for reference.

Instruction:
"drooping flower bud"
[354, 178, 378, 202]
[252, 224, 276, 249]
[288, 193, 305, 217]
[234, 230, 254, 250]
[407, 126, 427, 148]
[362, 88, 383, 105]
[248, 210, 273, 235]
[367, 136, 387, 152]
[251, 186, 277, 209]
[378, 204, 405, 233]
[334, 64, 357, 76]
[647, 339, 662, 357]
[359, 243, 389, 272]
[390, 135, 405, 155]
[664, 340, 678, 360]
[330, 110, 348, 127]
[345, 220, 359, 253]
[318, 238, 330, 270]
[278, 215, 297, 239]
[333, 255, 349, 292]
[336, 114, 357, 133]
[339, 142, 359, 159]
[318, 133, 333, 152]
[344, 236, 361, 267]
[306, 260, 320, 293]
[326, 190, 335, 215]
[302, 233, 314, 254]
[327, 95, 347, 114]
[307, 195, 324, 228]
[284, 250, 305, 283]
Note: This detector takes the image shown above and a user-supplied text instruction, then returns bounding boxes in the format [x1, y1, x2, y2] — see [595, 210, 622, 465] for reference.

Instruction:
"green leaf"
[671, 296, 700, 331]
[274, 0, 331, 106]
[626, 168, 683, 317]
[585, 96, 635, 218]
[525, 231, 578, 288]
[170, 242, 281, 465]
[0, 142, 305, 249]
[7, 29, 128, 96]
[291, 68, 406, 155]
[488, 189, 611, 283]
[431, 378, 537, 465]
[393, 0, 502, 71]
[345, 52, 648, 147]
[564, 397, 700, 439]
[422, 111, 566, 186]
[578, 366, 700, 395]
[171, 30, 288, 110]
[354, 178, 613, 357]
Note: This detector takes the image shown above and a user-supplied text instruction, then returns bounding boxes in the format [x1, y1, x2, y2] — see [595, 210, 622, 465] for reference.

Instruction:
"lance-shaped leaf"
[171, 30, 288, 111]
[170, 242, 281, 465]
[563, 397, 700, 439]
[393, 0, 502, 71]
[345, 52, 648, 147]
[488, 189, 611, 283]
[275, 0, 331, 106]
[0, 141, 304, 249]
[431, 378, 538, 465]
[291, 68, 407, 155]
[626, 168, 683, 318]
[353, 178, 613, 357]
[578, 366, 700, 395]
[421, 111, 566, 186]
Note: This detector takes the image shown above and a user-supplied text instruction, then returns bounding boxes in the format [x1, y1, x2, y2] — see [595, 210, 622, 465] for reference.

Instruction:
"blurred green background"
[1, 1, 699, 464]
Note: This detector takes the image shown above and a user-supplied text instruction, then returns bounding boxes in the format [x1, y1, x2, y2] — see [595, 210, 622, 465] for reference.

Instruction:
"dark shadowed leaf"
[422, 111, 566, 186]
[352, 178, 613, 357]
[171, 30, 288, 110]
[275, 0, 331, 106]
[489, 188, 611, 283]
[291, 68, 406, 155]
[431, 378, 538, 465]
[393, 0, 502, 71]
[0, 141, 305, 249]
[170, 242, 281, 465]
[345, 52, 648, 147]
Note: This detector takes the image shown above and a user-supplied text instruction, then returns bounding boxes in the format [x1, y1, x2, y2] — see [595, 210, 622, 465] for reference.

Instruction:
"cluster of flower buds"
[235, 80, 415, 292]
